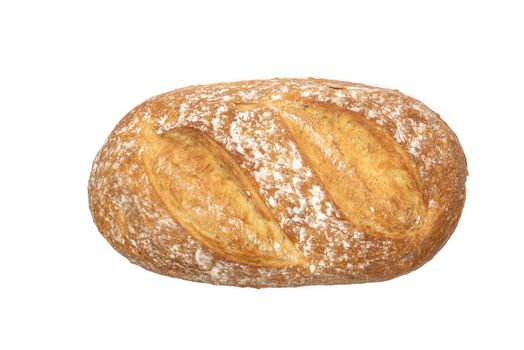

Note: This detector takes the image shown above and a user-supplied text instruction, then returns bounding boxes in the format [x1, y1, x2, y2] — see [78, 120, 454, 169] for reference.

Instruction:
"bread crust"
[88, 78, 467, 287]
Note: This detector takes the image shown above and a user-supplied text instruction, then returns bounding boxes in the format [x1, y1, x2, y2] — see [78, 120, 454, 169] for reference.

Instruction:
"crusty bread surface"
[88, 78, 467, 287]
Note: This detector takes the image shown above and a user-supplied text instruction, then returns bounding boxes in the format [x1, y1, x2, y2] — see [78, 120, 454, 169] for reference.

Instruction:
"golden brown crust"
[88, 78, 467, 287]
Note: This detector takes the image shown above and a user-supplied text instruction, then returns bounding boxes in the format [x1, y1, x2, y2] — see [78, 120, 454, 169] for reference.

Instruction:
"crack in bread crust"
[271, 100, 426, 237]
[142, 126, 301, 268]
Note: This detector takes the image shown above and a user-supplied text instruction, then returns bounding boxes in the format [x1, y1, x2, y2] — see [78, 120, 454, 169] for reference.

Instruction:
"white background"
[1, 1, 523, 349]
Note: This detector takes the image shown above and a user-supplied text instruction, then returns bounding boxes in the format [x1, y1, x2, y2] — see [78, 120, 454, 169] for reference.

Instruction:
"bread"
[88, 78, 467, 287]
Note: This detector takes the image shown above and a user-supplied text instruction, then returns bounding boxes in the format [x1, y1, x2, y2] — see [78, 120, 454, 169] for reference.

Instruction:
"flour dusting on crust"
[88, 78, 467, 287]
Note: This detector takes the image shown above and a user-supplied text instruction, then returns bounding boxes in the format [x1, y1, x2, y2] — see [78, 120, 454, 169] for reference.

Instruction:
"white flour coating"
[89, 78, 464, 287]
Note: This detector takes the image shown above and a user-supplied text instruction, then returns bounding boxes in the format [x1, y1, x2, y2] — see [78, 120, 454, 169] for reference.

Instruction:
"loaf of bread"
[88, 78, 467, 287]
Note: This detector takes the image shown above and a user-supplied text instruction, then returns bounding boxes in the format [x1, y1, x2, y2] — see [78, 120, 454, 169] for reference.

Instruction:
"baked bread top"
[88, 78, 467, 287]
